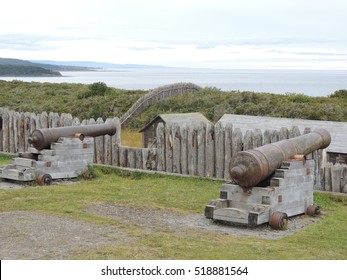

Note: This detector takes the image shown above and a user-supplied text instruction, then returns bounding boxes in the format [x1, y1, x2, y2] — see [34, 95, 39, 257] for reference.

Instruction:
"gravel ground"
[0, 181, 319, 260]
[87, 204, 318, 240]
[0, 211, 131, 260]
[0, 205, 318, 259]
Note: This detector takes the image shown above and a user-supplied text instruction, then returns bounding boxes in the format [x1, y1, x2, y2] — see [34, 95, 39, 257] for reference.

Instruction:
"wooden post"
[0, 108, 3, 151]
[271, 130, 280, 143]
[243, 130, 253, 151]
[30, 113, 37, 133]
[214, 122, 224, 178]
[180, 124, 188, 175]
[205, 122, 215, 178]
[119, 146, 128, 167]
[263, 129, 273, 145]
[289, 126, 301, 138]
[165, 124, 173, 173]
[104, 118, 113, 165]
[95, 118, 105, 164]
[156, 122, 165, 171]
[39, 111, 49, 128]
[172, 123, 181, 173]
[331, 164, 342, 193]
[324, 162, 332, 192]
[24, 112, 31, 151]
[143, 148, 157, 170]
[223, 123, 233, 179]
[231, 128, 242, 156]
[17, 112, 25, 153]
[197, 123, 206, 177]
[128, 148, 136, 168]
[341, 165, 347, 194]
[253, 128, 263, 148]
[135, 149, 143, 169]
[187, 126, 198, 176]
[72, 117, 80, 126]
[111, 117, 121, 166]
[9, 110, 15, 153]
[2, 109, 9, 152]
[279, 127, 289, 140]
[13, 111, 19, 153]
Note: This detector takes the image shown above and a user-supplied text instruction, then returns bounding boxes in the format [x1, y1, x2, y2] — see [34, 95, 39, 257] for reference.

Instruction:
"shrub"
[329, 89, 347, 99]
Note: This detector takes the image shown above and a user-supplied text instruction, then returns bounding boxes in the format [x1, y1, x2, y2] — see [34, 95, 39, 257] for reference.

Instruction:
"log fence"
[0, 107, 346, 193]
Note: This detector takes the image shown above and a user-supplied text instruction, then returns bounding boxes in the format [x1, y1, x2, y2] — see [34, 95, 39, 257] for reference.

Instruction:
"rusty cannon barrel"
[229, 128, 331, 188]
[28, 121, 117, 150]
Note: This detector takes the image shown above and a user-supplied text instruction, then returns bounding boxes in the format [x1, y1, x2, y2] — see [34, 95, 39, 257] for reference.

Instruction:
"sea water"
[1, 68, 347, 97]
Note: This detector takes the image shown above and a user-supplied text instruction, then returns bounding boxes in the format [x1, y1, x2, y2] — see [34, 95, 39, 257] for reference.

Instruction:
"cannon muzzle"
[28, 121, 117, 150]
[229, 128, 331, 188]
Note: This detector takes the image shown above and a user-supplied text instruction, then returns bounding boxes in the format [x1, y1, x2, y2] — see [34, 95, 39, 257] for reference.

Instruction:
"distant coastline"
[0, 57, 97, 77]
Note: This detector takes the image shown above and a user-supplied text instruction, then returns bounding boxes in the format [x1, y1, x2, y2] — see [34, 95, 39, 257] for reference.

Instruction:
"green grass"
[0, 163, 346, 260]
[0, 153, 15, 165]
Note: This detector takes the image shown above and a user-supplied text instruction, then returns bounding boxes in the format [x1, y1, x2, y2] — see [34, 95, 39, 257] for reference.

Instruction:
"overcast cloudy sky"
[1, 0, 347, 69]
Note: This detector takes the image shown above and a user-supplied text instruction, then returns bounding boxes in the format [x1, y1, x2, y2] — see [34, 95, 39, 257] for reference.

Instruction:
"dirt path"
[0, 204, 318, 259]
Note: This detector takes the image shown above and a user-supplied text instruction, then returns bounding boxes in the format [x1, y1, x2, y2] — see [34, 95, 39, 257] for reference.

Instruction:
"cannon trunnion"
[205, 129, 331, 230]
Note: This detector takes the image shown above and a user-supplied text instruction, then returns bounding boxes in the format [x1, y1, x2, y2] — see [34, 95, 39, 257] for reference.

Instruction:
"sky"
[1, 0, 347, 69]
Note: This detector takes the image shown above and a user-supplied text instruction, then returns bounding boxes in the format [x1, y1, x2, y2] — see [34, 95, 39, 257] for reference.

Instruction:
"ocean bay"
[1, 68, 347, 97]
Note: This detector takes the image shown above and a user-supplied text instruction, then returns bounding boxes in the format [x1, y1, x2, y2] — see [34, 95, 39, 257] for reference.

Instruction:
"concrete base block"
[205, 159, 315, 228]
[0, 137, 94, 183]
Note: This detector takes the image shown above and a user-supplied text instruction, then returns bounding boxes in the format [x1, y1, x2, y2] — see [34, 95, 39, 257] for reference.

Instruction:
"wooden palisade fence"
[0, 107, 346, 194]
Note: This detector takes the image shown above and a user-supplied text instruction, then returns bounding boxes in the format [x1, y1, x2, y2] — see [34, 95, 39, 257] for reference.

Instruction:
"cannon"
[0, 121, 118, 185]
[28, 121, 117, 150]
[205, 129, 331, 229]
[229, 128, 331, 188]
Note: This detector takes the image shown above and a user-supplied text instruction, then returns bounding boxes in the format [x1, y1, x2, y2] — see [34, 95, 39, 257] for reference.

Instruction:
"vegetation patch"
[0, 81, 346, 129]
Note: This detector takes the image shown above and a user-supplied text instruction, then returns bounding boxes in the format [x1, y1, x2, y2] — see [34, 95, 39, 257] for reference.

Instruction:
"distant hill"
[31, 60, 171, 69]
[0, 64, 62, 77]
[0, 58, 95, 72]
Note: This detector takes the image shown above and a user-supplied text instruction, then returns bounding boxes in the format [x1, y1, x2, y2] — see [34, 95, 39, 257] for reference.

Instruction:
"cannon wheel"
[270, 211, 288, 230]
[37, 173, 52, 185]
[306, 205, 320, 216]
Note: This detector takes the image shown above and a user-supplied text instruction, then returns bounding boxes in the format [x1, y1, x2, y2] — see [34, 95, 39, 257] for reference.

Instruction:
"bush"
[329, 89, 347, 99]
[79, 82, 110, 98]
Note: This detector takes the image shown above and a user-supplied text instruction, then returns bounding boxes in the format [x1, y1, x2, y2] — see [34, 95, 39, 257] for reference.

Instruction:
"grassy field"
[120, 128, 143, 147]
[0, 155, 346, 259]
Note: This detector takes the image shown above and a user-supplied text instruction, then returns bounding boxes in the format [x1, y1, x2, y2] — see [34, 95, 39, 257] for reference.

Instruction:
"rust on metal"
[229, 128, 331, 188]
[28, 121, 117, 150]
[270, 211, 288, 230]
